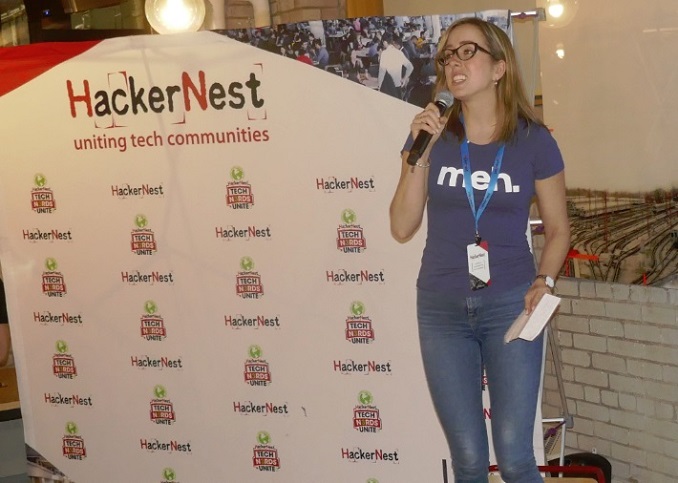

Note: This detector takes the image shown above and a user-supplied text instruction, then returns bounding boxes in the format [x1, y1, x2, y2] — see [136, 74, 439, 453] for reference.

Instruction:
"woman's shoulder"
[516, 119, 557, 146]
[514, 119, 564, 174]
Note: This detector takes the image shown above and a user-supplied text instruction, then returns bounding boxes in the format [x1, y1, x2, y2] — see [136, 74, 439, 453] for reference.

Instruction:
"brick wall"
[542, 277, 678, 482]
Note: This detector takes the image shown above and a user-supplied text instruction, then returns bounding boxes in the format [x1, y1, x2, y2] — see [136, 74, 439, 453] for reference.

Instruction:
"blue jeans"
[417, 284, 544, 483]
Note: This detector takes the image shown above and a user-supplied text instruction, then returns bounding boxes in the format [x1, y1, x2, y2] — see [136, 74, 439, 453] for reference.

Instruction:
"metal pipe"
[510, 8, 546, 21]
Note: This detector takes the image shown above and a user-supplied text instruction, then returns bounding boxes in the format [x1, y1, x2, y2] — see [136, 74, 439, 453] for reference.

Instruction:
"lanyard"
[460, 138, 505, 244]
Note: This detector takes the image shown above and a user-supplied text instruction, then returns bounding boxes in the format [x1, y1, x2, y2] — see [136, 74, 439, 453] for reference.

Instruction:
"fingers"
[524, 285, 549, 314]
[411, 103, 447, 139]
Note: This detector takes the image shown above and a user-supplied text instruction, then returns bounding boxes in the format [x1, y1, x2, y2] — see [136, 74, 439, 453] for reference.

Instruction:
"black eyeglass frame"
[436, 42, 493, 66]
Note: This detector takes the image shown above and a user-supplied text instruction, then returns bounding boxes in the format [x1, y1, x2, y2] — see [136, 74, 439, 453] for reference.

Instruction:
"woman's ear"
[494, 59, 506, 82]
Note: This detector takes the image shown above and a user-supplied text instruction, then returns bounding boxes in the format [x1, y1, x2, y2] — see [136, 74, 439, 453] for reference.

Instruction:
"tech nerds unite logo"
[131, 214, 158, 255]
[337, 209, 367, 253]
[226, 166, 254, 209]
[252, 431, 280, 472]
[140, 300, 167, 341]
[345, 301, 375, 344]
[236, 256, 264, 299]
[150, 385, 176, 425]
[42, 257, 67, 297]
[31, 173, 56, 213]
[62, 421, 86, 460]
[53, 340, 77, 379]
[244, 345, 271, 387]
[353, 390, 382, 433]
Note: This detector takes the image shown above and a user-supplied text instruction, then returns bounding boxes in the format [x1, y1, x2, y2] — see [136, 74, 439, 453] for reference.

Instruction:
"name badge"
[467, 241, 490, 290]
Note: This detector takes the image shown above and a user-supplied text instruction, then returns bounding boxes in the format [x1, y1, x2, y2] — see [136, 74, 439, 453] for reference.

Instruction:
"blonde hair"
[434, 17, 544, 143]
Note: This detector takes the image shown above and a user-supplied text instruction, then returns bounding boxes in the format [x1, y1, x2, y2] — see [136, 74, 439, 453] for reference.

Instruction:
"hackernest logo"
[244, 345, 271, 387]
[341, 446, 399, 464]
[236, 256, 264, 299]
[23, 227, 73, 243]
[352, 390, 382, 433]
[34, 310, 83, 326]
[141, 300, 167, 341]
[232, 400, 289, 416]
[42, 257, 67, 297]
[337, 209, 366, 253]
[53, 340, 77, 379]
[44, 392, 93, 408]
[252, 431, 281, 472]
[149, 385, 176, 425]
[316, 175, 376, 193]
[325, 268, 385, 285]
[139, 438, 192, 454]
[66, 69, 264, 119]
[111, 181, 164, 199]
[215, 224, 272, 241]
[224, 313, 281, 330]
[130, 353, 183, 371]
[31, 173, 56, 214]
[161, 467, 179, 483]
[334, 358, 392, 376]
[131, 214, 158, 255]
[226, 166, 254, 209]
[345, 301, 375, 344]
[121, 269, 174, 286]
[62, 421, 86, 460]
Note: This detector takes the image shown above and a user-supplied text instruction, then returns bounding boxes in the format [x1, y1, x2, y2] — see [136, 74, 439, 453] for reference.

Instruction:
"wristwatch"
[534, 274, 555, 293]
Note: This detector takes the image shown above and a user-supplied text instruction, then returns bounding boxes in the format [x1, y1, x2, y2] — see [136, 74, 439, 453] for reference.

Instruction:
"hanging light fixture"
[145, 0, 206, 34]
[547, 0, 564, 19]
[539, 0, 579, 28]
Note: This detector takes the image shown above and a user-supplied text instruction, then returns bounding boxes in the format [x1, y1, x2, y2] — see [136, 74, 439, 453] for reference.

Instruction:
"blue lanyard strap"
[460, 138, 505, 243]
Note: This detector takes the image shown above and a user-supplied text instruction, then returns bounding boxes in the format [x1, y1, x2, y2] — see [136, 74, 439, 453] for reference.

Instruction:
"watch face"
[537, 275, 554, 288]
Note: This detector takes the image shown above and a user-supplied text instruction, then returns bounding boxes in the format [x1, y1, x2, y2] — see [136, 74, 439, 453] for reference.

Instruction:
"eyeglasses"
[436, 42, 493, 66]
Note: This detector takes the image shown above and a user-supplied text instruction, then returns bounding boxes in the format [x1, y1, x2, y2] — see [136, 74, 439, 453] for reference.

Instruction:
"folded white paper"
[504, 293, 561, 343]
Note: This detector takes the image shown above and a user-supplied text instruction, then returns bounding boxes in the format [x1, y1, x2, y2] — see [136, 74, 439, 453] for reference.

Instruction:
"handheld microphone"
[406, 90, 454, 166]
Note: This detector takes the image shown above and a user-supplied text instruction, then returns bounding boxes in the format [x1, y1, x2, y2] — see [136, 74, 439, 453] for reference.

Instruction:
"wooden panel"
[61, 0, 122, 14]
[346, 0, 383, 17]
[0, 367, 19, 411]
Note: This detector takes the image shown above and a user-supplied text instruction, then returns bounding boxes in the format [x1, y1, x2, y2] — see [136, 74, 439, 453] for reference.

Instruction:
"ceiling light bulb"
[548, 2, 564, 18]
[539, 0, 579, 28]
[145, 0, 206, 34]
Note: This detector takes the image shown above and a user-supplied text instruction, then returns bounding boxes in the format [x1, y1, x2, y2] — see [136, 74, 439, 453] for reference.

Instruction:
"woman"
[389, 18, 570, 483]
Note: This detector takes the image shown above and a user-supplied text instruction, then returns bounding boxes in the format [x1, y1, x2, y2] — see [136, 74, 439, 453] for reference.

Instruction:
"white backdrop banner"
[0, 11, 543, 482]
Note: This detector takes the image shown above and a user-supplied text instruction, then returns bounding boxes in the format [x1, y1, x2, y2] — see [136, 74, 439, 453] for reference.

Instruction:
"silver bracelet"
[413, 160, 430, 168]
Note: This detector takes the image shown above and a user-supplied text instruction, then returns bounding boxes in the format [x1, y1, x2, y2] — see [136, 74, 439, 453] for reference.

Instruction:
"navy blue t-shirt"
[402, 121, 564, 296]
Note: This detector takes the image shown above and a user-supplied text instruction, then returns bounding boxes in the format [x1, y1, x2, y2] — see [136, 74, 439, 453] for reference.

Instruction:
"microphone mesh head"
[435, 90, 454, 108]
